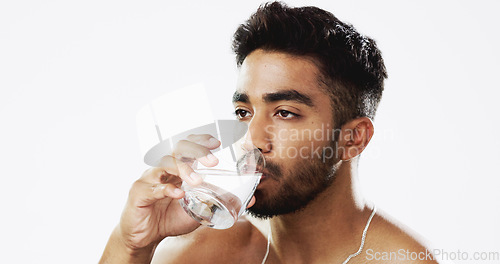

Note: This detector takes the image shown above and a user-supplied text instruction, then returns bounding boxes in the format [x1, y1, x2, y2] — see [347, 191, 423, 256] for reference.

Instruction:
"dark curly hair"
[232, 1, 388, 127]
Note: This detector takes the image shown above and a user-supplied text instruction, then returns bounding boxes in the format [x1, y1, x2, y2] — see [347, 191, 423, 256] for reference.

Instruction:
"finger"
[174, 140, 219, 167]
[175, 158, 203, 185]
[140, 166, 180, 184]
[155, 155, 180, 176]
[246, 196, 256, 208]
[142, 153, 205, 186]
[186, 134, 221, 149]
[157, 155, 203, 185]
[141, 163, 200, 186]
[152, 183, 185, 200]
[128, 180, 183, 208]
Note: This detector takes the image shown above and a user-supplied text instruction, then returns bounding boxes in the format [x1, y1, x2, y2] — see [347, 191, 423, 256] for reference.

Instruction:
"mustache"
[261, 160, 281, 180]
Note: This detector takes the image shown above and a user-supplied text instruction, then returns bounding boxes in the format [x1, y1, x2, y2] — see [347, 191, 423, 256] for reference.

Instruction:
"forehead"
[235, 49, 330, 107]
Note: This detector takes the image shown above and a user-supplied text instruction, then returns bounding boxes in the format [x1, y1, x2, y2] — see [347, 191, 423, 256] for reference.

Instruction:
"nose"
[242, 115, 272, 154]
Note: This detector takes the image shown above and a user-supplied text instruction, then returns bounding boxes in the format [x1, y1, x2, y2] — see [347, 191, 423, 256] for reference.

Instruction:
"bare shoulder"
[358, 207, 440, 264]
[151, 217, 267, 264]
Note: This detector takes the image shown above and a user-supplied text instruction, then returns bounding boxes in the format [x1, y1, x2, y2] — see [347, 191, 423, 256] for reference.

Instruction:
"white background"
[1, 0, 499, 263]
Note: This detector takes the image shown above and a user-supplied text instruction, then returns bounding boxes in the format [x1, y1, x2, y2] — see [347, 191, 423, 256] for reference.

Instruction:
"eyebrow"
[232, 89, 314, 107]
[232, 92, 249, 103]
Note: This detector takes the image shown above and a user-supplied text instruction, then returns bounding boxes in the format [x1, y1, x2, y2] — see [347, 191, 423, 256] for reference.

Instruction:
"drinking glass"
[179, 145, 264, 229]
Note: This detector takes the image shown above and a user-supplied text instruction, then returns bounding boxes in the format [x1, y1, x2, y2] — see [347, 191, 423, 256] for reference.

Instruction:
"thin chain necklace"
[261, 206, 377, 264]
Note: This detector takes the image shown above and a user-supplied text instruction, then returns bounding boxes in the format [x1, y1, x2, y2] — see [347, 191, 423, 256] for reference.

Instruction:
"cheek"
[270, 125, 333, 160]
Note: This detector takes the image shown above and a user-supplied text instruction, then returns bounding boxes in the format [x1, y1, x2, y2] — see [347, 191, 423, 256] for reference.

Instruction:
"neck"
[268, 160, 372, 264]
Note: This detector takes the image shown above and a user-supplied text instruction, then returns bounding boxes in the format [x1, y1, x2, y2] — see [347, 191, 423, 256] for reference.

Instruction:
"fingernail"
[206, 153, 218, 163]
[189, 172, 201, 183]
[173, 188, 183, 195]
[209, 138, 219, 146]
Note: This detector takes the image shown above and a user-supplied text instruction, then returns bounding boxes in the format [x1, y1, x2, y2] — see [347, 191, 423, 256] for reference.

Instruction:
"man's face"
[233, 49, 341, 218]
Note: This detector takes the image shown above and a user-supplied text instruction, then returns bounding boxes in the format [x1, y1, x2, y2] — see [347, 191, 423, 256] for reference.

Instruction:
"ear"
[338, 117, 374, 161]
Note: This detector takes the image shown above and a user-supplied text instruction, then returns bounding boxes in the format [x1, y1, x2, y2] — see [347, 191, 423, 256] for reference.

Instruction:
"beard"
[246, 141, 339, 219]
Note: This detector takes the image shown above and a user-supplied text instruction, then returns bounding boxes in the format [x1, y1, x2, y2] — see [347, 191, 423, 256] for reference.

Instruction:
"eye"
[234, 109, 252, 120]
[275, 110, 299, 119]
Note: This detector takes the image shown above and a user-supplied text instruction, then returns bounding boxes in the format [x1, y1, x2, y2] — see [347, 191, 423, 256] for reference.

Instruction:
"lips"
[258, 169, 269, 181]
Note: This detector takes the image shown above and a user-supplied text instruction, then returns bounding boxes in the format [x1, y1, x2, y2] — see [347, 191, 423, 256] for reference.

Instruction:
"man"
[100, 2, 438, 263]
